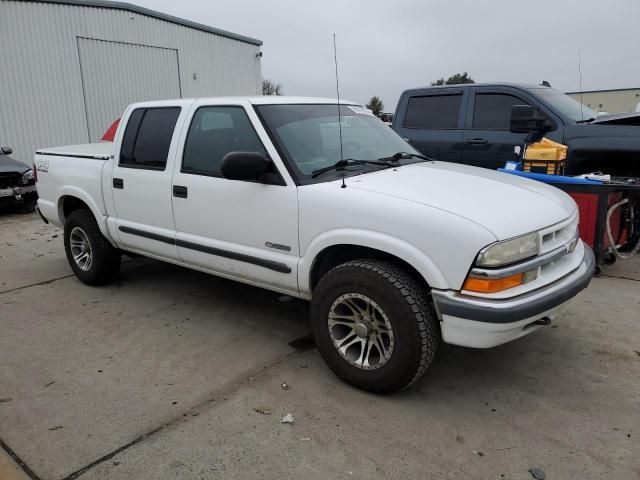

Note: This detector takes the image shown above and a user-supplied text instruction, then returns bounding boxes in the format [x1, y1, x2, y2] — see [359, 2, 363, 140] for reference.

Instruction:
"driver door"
[171, 100, 299, 293]
[462, 90, 534, 169]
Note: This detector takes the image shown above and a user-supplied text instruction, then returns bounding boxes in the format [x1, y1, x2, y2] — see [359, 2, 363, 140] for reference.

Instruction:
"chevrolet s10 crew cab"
[35, 96, 595, 393]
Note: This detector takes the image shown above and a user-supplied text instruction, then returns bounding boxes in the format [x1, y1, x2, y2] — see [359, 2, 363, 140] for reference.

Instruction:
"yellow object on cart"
[523, 138, 568, 175]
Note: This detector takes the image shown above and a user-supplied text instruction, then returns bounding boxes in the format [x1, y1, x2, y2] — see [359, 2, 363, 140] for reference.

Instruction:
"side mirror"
[510, 105, 552, 134]
[1, 146, 12, 155]
[221, 152, 272, 182]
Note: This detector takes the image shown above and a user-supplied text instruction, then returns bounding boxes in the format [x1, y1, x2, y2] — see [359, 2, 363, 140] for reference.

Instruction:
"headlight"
[22, 169, 34, 184]
[476, 232, 539, 267]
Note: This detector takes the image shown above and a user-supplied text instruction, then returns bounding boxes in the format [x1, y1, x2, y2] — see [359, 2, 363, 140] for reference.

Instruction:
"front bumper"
[0, 184, 37, 200]
[431, 242, 596, 348]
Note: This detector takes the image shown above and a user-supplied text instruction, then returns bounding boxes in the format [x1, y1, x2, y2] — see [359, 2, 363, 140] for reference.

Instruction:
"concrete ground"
[1, 212, 639, 480]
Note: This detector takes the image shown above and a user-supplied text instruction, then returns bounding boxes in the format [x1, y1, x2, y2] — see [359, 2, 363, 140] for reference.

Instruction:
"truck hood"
[0, 155, 30, 174]
[346, 162, 575, 240]
[590, 112, 640, 126]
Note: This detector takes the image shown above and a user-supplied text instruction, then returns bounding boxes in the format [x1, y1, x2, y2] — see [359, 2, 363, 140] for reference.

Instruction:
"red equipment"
[556, 183, 640, 266]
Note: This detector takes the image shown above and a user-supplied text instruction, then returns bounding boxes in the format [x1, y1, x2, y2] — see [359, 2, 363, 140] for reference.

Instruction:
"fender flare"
[298, 228, 449, 295]
[56, 186, 114, 243]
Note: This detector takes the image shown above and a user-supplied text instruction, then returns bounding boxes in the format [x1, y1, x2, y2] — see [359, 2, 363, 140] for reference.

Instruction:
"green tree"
[366, 96, 384, 116]
[431, 72, 475, 86]
[262, 79, 283, 95]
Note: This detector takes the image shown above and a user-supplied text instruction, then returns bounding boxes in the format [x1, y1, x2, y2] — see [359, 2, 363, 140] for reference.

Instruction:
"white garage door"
[77, 37, 181, 141]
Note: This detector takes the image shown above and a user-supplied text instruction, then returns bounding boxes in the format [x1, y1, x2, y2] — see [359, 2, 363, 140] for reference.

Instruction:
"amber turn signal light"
[463, 273, 524, 293]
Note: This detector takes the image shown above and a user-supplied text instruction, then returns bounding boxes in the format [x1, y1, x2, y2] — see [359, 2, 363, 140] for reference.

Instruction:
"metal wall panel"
[0, 0, 262, 162]
[77, 38, 181, 141]
[567, 90, 640, 114]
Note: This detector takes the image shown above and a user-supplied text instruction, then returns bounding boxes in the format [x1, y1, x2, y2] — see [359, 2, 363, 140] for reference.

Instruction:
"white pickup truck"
[35, 96, 595, 393]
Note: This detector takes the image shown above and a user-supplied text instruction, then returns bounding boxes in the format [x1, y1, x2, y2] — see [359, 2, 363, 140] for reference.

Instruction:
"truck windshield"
[530, 87, 598, 123]
[256, 104, 419, 181]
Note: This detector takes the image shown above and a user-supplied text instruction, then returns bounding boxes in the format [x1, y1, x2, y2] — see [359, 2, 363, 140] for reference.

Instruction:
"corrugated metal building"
[566, 88, 640, 115]
[0, 0, 263, 162]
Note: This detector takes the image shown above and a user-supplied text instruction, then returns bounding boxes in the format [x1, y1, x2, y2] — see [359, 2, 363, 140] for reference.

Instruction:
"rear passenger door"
[394, 90, 465, 163]
[109, 104, 186, 260]
[462, 89, 533, 170]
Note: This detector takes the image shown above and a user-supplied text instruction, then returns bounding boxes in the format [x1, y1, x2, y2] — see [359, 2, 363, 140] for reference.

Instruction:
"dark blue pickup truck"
[393, 83, 640, 176]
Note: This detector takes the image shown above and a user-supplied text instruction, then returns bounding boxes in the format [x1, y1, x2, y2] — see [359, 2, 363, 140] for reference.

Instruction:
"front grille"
[538, 212, 579, 254]
[0, 173, 21, 189]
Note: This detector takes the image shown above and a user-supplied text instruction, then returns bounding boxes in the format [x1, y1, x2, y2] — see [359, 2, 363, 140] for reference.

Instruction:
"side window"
[403, 94, 462, 129]
[120, 109, 144, 164]
[182, 106, 267, 176]
[472, 93, 531, 130]
[119, 107, 181, 170]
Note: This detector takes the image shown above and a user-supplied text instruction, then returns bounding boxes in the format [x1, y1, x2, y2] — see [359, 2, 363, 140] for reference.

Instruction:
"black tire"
[310, 259, 438, 394]
[64, 209, 121, 286]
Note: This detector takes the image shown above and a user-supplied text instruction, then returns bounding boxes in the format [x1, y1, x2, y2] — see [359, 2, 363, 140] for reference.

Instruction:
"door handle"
[465, 138, 488, 145]
[173, 185, 188, 198]
[113, 178, 124, 189]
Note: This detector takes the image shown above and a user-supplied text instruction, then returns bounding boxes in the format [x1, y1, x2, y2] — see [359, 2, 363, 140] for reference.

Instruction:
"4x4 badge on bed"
[35, 158, 49, 172]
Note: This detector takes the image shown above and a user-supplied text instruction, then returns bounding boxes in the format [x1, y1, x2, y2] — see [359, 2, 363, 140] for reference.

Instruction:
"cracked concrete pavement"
[1, 212, 639, 479]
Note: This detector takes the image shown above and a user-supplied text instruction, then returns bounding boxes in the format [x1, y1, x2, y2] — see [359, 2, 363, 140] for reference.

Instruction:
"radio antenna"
[333, 34, 344, 167]
[578, 51, 584, 121]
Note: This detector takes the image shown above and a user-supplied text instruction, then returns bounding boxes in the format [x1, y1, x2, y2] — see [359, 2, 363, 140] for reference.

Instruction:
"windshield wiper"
[377, 151, 435, 162]
[575, 117, 595, 124]
[311, 158, 395, 178]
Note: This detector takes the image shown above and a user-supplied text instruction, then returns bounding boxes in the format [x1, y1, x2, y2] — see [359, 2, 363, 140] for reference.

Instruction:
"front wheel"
[64, 209, 121, 286]
[310, 259, 438, 394]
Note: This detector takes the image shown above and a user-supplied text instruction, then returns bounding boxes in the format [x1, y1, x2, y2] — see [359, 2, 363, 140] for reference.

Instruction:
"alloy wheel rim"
[69, 226, 93, 271]
[328, 293, 394, 370]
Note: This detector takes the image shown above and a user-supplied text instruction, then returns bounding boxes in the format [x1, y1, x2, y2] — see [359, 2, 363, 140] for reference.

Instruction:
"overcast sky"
[135, 0, 639, 111]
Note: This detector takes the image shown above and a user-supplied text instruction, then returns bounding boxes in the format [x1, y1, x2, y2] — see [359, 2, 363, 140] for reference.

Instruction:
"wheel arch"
[300, 230, 449, 296]
[56, 187, 113, 243]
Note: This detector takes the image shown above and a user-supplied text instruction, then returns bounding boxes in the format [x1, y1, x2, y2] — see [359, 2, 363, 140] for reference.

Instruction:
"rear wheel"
[64, 209, 121, 285]
[310, 259, 438, 393]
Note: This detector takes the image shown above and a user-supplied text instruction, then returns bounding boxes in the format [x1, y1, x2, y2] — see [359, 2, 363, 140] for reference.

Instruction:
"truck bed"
[35, 142, 113, 229]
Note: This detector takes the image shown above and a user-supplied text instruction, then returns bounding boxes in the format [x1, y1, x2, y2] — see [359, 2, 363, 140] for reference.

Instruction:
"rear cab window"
[403, 94, 463, 129]
[119, 107, 181, 170]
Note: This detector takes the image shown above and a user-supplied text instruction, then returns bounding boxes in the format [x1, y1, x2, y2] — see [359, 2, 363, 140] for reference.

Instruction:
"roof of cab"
[401, 82, 549, 93]
[130, 96, 361, 108]
[248, 96, 359, 105]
